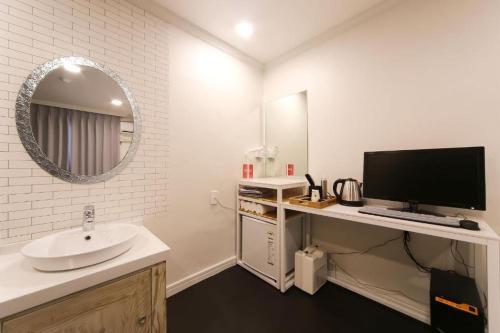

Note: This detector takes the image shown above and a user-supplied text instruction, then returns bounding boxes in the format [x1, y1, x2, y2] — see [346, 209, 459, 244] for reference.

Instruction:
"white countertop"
[0, 226, 170, 319]
[239, 177, 307, 189]
[283, 202, 499, 244]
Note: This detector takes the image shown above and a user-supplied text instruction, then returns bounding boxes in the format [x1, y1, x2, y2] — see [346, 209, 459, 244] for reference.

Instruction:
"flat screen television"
[363, 147, 486, 211]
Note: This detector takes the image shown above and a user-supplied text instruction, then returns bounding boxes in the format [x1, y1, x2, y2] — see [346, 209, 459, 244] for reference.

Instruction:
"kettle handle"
[333, 179, 344, 198]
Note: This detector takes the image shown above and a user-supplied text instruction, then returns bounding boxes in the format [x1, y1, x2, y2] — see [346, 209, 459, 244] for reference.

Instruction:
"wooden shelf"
[238, 195, 278, 207]
[239, 210, 277, 224]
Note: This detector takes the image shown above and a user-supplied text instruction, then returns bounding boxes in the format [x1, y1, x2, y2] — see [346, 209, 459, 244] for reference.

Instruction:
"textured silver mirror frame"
[15, 57, 142, 184]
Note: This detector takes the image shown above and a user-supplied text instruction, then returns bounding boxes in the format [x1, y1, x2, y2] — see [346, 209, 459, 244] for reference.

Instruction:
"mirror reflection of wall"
[265, 91, 308, 177]
[28, 64, 134, 177]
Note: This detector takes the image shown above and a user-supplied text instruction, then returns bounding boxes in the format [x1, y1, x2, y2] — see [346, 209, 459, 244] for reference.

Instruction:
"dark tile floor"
[167, 266, 434, 333]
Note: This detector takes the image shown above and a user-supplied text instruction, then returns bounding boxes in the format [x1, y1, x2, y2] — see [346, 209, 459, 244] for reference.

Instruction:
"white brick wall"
[0, 0, 169, 244]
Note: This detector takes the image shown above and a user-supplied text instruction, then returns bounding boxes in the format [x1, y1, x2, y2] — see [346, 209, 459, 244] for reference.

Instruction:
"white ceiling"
[154, 0, 386, 63]
[33, 66, 132, 119]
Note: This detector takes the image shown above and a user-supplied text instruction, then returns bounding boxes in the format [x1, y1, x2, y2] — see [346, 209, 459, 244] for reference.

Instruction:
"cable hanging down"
[324, 230, 479, 307]
[450, 239, 474, 277]
[328, 231, 474, 277]
[215, 198, 236, 211]
[329, 234, 403, 256]
[328, 231, 432, 274]
[403, 231, 432, 273]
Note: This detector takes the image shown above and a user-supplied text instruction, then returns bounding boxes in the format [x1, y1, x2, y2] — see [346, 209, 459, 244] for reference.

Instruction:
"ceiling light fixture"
[111, 99, 123, 106]
[63, 64, 81, 73]
[235, 21, 254, 38]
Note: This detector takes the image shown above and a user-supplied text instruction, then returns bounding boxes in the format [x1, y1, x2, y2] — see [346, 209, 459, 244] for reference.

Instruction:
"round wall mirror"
[16, 57, 141, 183]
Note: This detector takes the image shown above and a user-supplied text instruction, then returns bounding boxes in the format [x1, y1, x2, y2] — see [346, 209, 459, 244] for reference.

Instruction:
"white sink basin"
[21, 223, 140, 271]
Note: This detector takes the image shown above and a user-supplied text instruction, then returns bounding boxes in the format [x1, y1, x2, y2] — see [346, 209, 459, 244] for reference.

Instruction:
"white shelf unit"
[236, 177, 308, 289]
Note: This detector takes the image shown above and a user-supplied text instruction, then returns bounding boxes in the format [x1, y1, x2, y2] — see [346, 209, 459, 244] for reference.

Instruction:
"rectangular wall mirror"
[264, 91, 308, 177]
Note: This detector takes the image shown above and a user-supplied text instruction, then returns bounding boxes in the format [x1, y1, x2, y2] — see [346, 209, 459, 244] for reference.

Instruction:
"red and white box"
[286, 163, 294, 176]
[243, 164, 254, 179]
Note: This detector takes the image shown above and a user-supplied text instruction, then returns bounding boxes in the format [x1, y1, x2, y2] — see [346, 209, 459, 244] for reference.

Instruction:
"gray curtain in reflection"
[31, 104, 121, 176]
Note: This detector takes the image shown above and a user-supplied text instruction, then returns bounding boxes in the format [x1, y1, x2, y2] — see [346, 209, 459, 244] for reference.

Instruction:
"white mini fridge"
[241, 215, 302, 281]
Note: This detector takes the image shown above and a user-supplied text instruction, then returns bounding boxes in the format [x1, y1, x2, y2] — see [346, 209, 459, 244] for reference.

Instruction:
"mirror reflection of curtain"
[31, 104, 121, 176]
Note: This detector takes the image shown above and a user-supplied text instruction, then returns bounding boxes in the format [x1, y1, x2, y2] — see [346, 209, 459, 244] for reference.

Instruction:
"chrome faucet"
[82, 205, 95, 232]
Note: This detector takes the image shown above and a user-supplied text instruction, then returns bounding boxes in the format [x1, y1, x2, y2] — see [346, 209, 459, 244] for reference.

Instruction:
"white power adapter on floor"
[294, 246, 327, 295]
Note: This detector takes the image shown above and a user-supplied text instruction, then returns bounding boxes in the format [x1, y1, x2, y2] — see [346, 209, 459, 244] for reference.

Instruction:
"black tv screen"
[363, 147, 486, 210]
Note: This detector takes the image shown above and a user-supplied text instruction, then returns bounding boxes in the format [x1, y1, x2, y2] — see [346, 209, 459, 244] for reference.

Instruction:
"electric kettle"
[333, 178, 364, 207]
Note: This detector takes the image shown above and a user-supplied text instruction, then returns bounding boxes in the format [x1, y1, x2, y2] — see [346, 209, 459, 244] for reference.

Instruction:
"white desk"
[280, 202, 500, 332]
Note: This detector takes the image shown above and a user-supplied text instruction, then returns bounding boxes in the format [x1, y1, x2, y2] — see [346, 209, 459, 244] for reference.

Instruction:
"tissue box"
[294, 246, 327, 295]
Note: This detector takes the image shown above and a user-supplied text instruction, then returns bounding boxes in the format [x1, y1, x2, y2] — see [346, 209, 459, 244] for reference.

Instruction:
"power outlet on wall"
[210, 190, 219, 205]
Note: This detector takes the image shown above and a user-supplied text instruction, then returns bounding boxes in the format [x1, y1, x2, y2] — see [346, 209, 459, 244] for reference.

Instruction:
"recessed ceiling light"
[111, 99, 123, 106]
[235, 21, 254, 38]
[63, 64, 81, 73]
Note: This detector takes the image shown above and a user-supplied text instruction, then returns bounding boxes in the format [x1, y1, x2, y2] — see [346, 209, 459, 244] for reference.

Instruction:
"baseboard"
[166, 256, 237, 298]
[327, 273, 430, 324]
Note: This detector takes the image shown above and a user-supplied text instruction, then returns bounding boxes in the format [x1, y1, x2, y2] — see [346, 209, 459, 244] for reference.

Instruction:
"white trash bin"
[294, 246, 327, 295]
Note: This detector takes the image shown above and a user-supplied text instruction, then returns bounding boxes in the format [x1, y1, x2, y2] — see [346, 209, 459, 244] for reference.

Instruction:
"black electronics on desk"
[363, 146, 486, 212]
[430, 268, 484, 333]
[360, 148, 486, 332]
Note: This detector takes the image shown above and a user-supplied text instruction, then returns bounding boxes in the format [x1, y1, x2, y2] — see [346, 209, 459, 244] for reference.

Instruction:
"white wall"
[0, 0, 169, 244]
[144, 25, 262, 285]
[2, 0, 496, 298]
[263, 0, 500, 303]
[0, 0, 263, 289]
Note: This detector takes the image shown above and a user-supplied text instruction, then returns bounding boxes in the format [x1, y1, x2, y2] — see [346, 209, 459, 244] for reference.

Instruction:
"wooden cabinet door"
[2, 269, 152, 333]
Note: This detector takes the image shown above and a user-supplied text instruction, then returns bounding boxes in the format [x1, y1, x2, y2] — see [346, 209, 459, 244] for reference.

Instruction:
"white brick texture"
[0, 0, 168, 244]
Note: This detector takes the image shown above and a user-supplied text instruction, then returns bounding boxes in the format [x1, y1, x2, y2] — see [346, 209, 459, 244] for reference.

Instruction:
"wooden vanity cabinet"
[1, 262, 166, 333]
